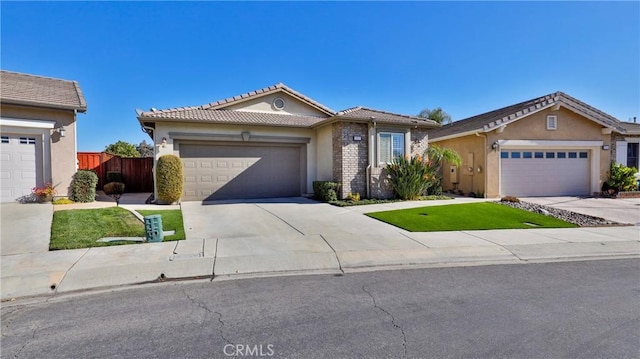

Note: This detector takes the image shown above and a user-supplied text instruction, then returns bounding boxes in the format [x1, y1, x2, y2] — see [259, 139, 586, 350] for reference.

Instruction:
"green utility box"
[144, 215, 164, 242]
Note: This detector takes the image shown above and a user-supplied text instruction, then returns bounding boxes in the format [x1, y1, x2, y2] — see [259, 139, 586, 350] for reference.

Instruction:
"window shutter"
[379, 134, 391, 163]
[616, 141, 627, 165]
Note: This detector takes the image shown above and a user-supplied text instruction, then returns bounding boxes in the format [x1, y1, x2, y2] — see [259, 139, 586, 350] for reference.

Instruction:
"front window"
[379, 132, 404, 164]
[628, 143, 639, 168]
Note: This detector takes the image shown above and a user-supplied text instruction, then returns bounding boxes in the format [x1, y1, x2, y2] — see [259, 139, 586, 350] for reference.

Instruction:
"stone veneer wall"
[410, 128, 429, 157]
[333, 122, 368, 199]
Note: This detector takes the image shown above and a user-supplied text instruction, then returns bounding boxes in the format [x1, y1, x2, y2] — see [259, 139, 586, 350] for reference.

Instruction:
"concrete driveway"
[180, 197, 519, 275]
[521, 197, 640, 225]
[1, 203, 52, 255]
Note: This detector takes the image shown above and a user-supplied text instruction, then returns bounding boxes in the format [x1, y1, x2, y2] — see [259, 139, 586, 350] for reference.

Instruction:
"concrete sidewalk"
[2, 197, 639, 301]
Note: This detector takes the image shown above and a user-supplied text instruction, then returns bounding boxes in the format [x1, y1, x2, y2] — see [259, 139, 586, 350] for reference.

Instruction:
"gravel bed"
[498, 201, 620, 227]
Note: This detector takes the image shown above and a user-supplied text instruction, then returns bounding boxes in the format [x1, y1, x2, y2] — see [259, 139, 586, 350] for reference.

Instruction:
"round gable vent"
[273, 97, 286, 110]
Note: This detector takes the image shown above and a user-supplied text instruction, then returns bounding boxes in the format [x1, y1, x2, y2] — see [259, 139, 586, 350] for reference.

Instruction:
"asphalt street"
[2, 259, 639, 359]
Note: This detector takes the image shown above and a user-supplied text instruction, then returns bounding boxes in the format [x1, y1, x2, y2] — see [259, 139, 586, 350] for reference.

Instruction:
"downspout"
[73, 109, 78, 171]
[366, 121, 376, 198]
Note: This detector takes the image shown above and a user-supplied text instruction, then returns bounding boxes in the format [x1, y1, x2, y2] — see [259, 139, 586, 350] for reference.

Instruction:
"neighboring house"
[0, 70, 87, 202]
[428, 91, 629, 198]
[137, 83, 438, 201]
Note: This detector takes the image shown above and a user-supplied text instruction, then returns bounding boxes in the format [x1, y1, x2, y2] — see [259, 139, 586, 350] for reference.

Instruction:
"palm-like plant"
[417, 107, 452, 125]
[423, 145, 461, 195]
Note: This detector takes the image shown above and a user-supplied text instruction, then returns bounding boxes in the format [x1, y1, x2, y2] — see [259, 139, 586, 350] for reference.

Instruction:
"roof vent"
[150, 107, 157, 112]
[273, 97, 286, 111]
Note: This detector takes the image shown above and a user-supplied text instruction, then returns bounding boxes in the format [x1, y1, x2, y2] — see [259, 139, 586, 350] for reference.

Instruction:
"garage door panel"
[181, 144, 302, 201]
[501, 150, 590, 197]
[0, 135, 41, 202]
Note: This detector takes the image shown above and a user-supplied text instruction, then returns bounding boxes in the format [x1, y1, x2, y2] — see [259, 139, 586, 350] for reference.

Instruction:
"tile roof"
[334, 107, 440, 128]
[139, 85, 434, 129]
[203, 82, 336, 116]
[0, 70, 87, 112]
[139, 107, 327, 128]
[618, 121, 640, 134]
[429, 91, 625, 140]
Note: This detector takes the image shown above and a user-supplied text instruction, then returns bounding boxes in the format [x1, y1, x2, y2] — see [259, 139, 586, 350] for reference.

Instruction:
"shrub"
[52, 198, 74, 205]
[347, 192, 361, 201]
[500, 196, 520, 203]
[424, 145, 461, 195]
[103, 182, 125, 195]
[103, 182, 126, 206]
[156, 155, 183, 203]
[106, 171, 123, 184]
[606, 162, 638, 192]
[71, 170, 98, 203]
[386, 155, 434, 200]
[313, 181, 339, 202]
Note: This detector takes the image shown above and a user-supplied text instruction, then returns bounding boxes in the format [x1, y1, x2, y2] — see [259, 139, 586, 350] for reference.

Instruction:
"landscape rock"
[498, 201, 620, 227]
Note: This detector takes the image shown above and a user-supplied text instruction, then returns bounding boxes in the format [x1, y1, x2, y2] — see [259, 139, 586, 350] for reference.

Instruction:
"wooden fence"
[77, 152, 154, 192]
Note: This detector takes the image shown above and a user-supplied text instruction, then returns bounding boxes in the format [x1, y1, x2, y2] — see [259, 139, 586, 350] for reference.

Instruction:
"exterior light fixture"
[59, 126, 66, 138]
[161, 137, 167, 148]
[491, 141, 499, 151]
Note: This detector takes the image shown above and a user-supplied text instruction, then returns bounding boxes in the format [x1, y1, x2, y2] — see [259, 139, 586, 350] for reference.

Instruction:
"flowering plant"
[32, 183, 56, 197]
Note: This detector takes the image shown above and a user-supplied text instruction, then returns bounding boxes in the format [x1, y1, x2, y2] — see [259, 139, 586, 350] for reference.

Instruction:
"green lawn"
[50, 207, 185, 250]
[365, 202, 577, 232]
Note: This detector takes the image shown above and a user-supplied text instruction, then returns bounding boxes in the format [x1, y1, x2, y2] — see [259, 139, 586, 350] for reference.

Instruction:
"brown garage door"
[180, 143, 303, 201]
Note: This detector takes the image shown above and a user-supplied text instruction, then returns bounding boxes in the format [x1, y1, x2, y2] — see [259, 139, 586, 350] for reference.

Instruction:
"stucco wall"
[315, 124, 333, 181]
[0, 104, 78, 197]
[153, 122, 317, 194]
[224, 92, 328, 118]
[433, 135, 485, 196]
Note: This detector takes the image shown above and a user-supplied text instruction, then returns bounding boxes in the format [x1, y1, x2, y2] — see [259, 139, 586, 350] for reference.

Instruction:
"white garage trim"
[499, 140, 603, 148]
[0, 125, 52, 189]
[0, 117, 56, 129]
[499, 140, 602, 195]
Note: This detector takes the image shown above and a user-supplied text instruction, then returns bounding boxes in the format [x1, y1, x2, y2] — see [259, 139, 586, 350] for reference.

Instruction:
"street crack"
[362, 284, 407, 358]
[184, 291, 233, 345]
[13, 324, 38, 358]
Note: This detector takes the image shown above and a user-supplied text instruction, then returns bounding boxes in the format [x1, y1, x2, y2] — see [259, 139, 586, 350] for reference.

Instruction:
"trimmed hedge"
[313, 181, 340, 202]
[103, 182, 125, 195]
[156, 155, 183, 203]
[71, 170, 98, 203]
[106, 171, 123, 184]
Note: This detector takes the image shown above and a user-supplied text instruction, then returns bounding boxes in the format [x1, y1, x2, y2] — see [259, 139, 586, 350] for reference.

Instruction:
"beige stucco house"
[0, 70, 87, 202]
[428, 91, 633, 198]
[137, 83, 438, 201]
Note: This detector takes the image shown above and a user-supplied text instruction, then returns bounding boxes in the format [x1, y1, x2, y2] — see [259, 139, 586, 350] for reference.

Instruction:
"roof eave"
[0, 99, 87, 113]
[429, 129, 483, 142]
[137, 115, 317, 129]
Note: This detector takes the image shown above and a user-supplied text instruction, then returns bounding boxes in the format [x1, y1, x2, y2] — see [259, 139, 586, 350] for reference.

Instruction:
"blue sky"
[2, 1, 638, 152]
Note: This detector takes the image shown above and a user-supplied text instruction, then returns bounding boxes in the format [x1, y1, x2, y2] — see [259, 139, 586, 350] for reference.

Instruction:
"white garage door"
[0, 135, 41, 202]
[180, 143, 303, 201]
[501, 149, 590, 197]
